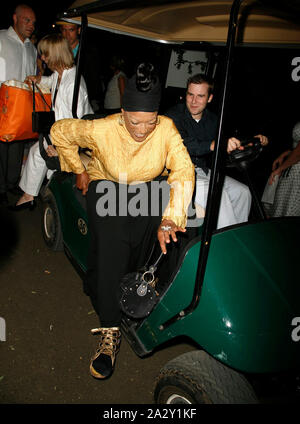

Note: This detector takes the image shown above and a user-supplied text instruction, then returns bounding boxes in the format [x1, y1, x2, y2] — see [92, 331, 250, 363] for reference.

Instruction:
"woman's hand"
[268, 150, 291, 184]
[272, 150, 291, 171]
[46, 145, 58, 157]
[24, 75, 41, 87]
[76, 171, 90, 195]
[157, 219, 186, 254]
[268, 168, 282, 185]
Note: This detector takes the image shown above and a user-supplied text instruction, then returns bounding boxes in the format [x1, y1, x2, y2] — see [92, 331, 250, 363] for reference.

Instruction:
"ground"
[0, 192, 193, 405]
[0, 190, 299, 409]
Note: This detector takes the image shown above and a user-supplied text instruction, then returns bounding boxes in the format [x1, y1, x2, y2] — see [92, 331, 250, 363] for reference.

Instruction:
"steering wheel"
[226, 137, 263, 169]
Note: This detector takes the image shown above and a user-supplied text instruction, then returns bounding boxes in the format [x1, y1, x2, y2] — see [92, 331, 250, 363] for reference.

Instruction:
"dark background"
[0, 1, 74, 34]
[1, 0, 300, 192]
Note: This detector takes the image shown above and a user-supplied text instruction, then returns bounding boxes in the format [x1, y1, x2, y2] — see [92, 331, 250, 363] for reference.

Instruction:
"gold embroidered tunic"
[50, 114, 195, 228]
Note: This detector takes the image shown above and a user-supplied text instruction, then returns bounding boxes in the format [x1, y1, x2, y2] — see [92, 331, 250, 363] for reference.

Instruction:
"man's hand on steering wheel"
[227, 137, 244, 153]
[226, 134, 267, 169]
[227, 134, 268, 153]
[253, 134, 269, 147]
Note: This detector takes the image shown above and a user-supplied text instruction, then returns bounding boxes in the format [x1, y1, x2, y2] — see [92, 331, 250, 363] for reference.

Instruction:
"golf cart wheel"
[42, 191, 63, 251]
[154, 350, 258, 404]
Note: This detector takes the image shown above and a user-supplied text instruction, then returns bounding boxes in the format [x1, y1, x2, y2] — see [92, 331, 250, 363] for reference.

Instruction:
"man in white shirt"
[0, 4, 37, 204]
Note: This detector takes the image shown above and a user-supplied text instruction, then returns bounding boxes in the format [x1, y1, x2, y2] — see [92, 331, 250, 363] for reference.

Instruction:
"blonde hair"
[38, 33, 74, 70]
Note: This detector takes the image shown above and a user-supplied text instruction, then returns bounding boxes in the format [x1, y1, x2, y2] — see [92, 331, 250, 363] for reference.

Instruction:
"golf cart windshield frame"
[57, 0, 299, 329]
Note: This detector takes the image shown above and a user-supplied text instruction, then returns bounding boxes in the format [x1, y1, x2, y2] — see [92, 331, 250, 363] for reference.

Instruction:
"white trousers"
[195, 168, 251, 229]
[19, 140, 53, 197]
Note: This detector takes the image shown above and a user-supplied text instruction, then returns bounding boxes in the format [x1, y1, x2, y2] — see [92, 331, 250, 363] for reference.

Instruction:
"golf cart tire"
[154, 350, 258, 404]
[42, 191, 63, 251]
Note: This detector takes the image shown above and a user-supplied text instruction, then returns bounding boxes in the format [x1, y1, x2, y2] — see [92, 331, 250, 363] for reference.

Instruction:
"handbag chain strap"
[138, 250, 164, 295]
[148, 251, 164, 274]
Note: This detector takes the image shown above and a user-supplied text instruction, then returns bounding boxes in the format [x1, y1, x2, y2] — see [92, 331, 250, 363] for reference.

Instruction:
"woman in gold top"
[50, 63, 195, 380]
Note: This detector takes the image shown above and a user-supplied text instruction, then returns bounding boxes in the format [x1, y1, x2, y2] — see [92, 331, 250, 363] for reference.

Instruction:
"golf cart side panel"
[48, 174, 89, 270]
[136, 218, 300, 373]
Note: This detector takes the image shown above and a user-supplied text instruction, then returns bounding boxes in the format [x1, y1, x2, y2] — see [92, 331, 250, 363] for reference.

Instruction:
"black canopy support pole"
[72, 13, 88, 119]
[160, 0, 244, 331]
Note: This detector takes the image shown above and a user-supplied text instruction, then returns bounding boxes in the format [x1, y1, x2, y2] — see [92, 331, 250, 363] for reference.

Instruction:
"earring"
[119, 115, 124, 126]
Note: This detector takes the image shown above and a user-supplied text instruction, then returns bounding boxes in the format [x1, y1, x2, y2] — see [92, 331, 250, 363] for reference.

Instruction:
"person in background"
[166, 73, 268, 229]
[57, 21, 102, 112]
[58, 22, 80, 58]
[103, 55, 127, 114]
[10, 33, 92, 211]
[262, 121, 300, 217]
[0, 4, 37, 205]
[50, 63, 195, 380]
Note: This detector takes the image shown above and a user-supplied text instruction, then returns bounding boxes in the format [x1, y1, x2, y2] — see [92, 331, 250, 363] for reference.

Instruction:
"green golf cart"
[41, 0, 300, 403]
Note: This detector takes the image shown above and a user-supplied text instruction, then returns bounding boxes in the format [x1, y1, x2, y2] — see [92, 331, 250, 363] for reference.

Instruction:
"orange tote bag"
[0, 79, 52, 142]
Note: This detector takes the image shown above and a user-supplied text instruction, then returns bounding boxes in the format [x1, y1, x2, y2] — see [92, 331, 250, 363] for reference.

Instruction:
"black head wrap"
[122, 63, 161, 112]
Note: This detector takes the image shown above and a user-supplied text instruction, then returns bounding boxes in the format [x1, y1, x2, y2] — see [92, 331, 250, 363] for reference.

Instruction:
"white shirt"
[40, 67, 93, 120]
[104, 71, 126, 109]
[0, 26, 37, 84]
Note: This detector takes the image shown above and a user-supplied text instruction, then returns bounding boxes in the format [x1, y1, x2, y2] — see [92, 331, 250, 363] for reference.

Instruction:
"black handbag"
[119, 246, 164, 319]
[32, 82, 55, 133]
[39, 132, 61, 171]
[32, 82, 60, 171]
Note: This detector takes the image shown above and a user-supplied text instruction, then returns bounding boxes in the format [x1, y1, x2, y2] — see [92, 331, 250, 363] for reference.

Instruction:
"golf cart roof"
[59, 0, 300, 46]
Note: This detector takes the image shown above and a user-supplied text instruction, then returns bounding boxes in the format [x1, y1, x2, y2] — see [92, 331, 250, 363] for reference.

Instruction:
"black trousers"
[84, 179, 162, 327]
[0, 140, 24, 193]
